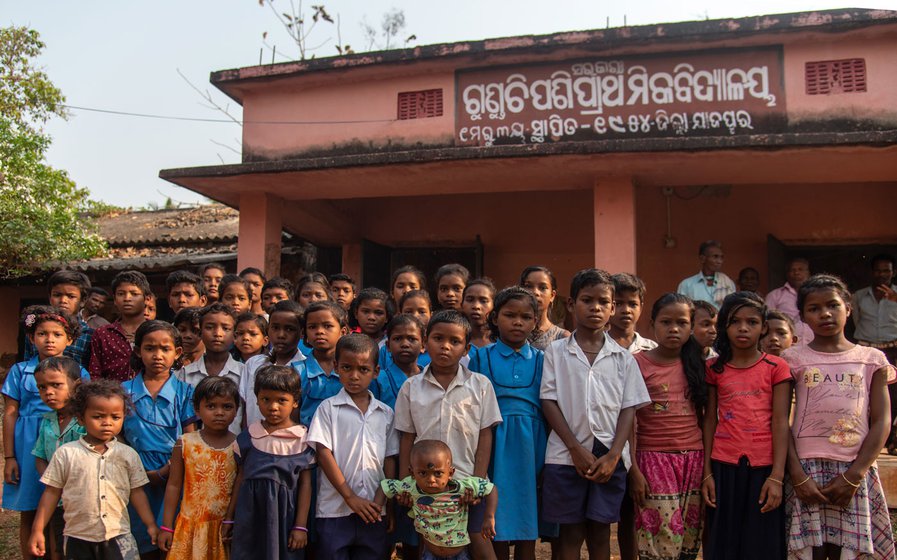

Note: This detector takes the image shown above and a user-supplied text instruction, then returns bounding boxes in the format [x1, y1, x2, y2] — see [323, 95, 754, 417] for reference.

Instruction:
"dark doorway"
[358, 238, 484, 292]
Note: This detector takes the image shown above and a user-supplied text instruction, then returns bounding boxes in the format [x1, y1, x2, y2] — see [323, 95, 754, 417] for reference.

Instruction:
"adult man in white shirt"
[676, 240, 736, 309]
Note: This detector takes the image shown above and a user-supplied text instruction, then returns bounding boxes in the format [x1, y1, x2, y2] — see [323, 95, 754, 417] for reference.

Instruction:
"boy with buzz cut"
[260, 276, 294, 315]
[165, 270, 207, 315]
[307, 333, 398, 560]
[24, 270, 95, 367]
[394, 310, 502, 560]
[540, 268, 650, 560]
[89, 270, 151, 383]
[608, 273, 657, 355]
[176, 302, 244, 434]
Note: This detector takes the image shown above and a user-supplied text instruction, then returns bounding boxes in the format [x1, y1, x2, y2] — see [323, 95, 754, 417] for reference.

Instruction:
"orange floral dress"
[168, 432, 237, 560]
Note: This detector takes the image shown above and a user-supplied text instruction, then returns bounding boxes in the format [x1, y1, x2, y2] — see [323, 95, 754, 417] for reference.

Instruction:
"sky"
[5, 0, 897, 207]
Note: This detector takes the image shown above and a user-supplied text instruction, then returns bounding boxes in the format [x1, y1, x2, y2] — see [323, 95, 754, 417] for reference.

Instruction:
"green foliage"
[0, 26, 106, 278]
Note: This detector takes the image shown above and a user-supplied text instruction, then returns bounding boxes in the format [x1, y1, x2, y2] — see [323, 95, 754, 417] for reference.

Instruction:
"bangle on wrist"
[702, 474, 713, 483]
[159, 525, 175, 534]
[4, 456, 15, 460]
[841, 472, 861, 488]
[292, 526, 308, 532]
[767, 476, 783, 485]
[792, 475, 811, 487]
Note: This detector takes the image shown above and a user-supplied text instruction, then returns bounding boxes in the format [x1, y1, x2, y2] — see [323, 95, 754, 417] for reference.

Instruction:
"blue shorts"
[316, 515, 387, 560]
[541, 439, 627, 524]
[467, 499, 487, 533]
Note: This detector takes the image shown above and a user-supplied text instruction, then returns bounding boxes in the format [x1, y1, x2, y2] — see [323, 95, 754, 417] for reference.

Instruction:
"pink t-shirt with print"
[784, 344, 895, 462]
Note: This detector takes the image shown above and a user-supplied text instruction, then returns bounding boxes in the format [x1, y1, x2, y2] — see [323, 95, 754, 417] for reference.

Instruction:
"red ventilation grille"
[805, 59, 867, 95]
[397, 89, 444, 120]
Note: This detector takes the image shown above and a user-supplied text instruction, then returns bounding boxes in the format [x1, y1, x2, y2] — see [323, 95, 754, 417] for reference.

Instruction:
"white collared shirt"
[240, 351, 306, 427]
[852, 285, 897, 344]
[628, 332, 658, 354]
[307, 389, 399, 518]
[41, 437, 149, 542]
[394, 364, 502, 479]
[177, 354, 244, 435]
[540, 332, 650, 470]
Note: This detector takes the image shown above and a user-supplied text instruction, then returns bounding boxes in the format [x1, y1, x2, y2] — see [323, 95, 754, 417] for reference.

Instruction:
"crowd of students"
[2, 261, 895, 560]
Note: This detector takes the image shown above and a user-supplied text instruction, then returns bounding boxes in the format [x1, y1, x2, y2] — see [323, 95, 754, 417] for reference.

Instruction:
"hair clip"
[24, 314, 36, 327]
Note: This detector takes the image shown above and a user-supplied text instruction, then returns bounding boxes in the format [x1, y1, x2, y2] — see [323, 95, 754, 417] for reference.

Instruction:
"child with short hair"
[122, 320, 197, 557]
[349, 288, 391, 343]
[329, 273, 357, 311]
[377, 440, 497, 560]
[198, 263, 226, 303]
[144, 292, 158, 321]
[374, 314, 424, 409]
[24, 270, 95, 367]
[28, 380, 159, 559]
[166, 270, 207, 315]
[784, 275, 896, 560]
[225, 365, 315, 560]
[177, 302, 244, 435]
[4, 307, 87, 559]
[240, 300, 306, 427]
[234, 312, 269, 362]
[394, 310, 502, 560]
[399, 289, 433, 368]
[391, 266, 427, 307]
[762, 310, 798, 357]
[296, 273, 332, 307]
[89, 270, 151, 383]
[32, 356, 88, 560]
[462, 278, 496, 349]
[81, 286, 110, 330]
[296, 301, 350, 427]
[701, 291, 791, 560]
[308, 334, 399, 559]
[158, 376, 240, 559]
[239, 267, 267, 316]
[434, 264, 470, 311]
[692, 300, 718, 359]
[539, 269, 650, 560]
[519, 266, 570, 351]
[609, 273, 657, 354]
[173, 308, 205, 367]
[219, 274, 253, 315]
[261, 277, 294, 315]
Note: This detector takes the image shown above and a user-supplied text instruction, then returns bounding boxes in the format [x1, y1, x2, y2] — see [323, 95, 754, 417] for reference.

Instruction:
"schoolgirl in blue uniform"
[468, 286, 546, 560]
[294, 301, 350, 427]
[122, 320, 196, 557]
[3, 306, 89, 558]
[373, 314, 424, 411]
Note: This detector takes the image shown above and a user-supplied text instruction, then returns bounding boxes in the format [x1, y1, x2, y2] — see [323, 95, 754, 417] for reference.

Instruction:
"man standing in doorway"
[677, 240, 736, 309]
[851, 253, 897, 453]
[767, 257, 813, 343]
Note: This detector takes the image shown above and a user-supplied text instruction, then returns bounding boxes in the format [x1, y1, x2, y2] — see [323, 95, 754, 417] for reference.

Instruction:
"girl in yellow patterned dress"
[158, 376, 239, 559]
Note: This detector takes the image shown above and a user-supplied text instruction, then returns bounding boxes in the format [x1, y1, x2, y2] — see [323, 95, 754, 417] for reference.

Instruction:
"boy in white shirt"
[540, 269, 651, 560]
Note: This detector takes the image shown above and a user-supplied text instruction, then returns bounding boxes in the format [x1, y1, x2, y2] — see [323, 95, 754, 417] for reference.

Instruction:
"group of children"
[2, 261, 894, 560]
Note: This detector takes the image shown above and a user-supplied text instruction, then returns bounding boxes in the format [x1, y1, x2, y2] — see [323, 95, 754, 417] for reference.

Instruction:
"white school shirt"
[394, 364, 502, 479]
[540, 332, 650, 470]
[627, 332, 658, 354]
[307, 389, 400, 518]
[240, 350, 306, 427]
[177, 354, 244, 435]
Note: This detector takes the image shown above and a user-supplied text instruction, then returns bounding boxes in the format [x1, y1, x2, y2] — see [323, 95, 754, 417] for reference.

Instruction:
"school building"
[159, 8, 897, 303]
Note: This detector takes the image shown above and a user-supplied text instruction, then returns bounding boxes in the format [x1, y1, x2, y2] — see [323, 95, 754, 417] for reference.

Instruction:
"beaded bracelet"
[792, 475, 811, 487]
[841, 472, 861, 488]
[766, 476, 783, 485]
[292, 526, 308, 532]
[159, 526, 175, 534]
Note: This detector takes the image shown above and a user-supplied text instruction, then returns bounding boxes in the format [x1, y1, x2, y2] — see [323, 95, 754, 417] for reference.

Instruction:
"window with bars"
[805, 58, 867, 95]
[397, 89, 444, 120]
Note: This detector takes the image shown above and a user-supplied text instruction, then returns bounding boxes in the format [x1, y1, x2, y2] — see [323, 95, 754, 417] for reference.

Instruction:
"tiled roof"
[98, 205, 238, 246]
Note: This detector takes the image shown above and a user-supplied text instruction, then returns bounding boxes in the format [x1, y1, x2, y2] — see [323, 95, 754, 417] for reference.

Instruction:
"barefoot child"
[29, 380, 159, 559]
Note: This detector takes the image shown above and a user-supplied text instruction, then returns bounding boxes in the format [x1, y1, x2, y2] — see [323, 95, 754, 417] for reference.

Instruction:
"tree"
[0, 26, 106, 278]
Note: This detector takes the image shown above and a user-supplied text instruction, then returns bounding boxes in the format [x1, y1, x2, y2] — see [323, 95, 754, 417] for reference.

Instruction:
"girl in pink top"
[784, 274, 895, 560]
[701, 291, 792, 560]
[629, 293, 707, 560]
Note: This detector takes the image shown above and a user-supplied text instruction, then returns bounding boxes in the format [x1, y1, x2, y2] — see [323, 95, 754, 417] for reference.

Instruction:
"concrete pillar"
[593, 177, 637, 274]
[238, 192, 282, 277]
[341, 242, 363, 283]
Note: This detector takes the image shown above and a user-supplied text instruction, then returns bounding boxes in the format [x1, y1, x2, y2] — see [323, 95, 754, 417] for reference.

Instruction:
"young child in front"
[434, 264, 470, 311]
[374, 314, 424, 409]
[329, 273, 357, 311]
[539, 268, 650, 560]
[32, 356, 88, 560]
[468, 286, 544, 560]
[519, 266, 570, 351]
[89, 270, 151, 383]
[701, 291, 791, 560]
[628, 294, 707, 560]
[28, 379, 159, 560]
[261, 277, 294, 315]
[218, 274, 253, 315]
[296, 301, 350, 427]
[234, 311, 269, 362]
[4, 306, 87, 558]
[784, 274, 896, 560]
[609, 273, 657, 354]
[173, 308, 205, 367]
[225, 365, 315, 560]
[762, 309, 798, 357]
[177, 302, 244, 435]
[122, 321, 197, 559]
[692, 300, 718, 359]
[308, 334, 399, 559]
[350, 288, 391, 343]
[240, 300, 305, 427]
[461, 278, 495, 349]
[158, 376, 240, 559]
[377, 440, 497, 560]
[390, 266, 427, 308]
[394, 310, 503, 560]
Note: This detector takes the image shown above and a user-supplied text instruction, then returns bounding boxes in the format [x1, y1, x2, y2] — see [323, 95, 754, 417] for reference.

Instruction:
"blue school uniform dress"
[1, 357, 89, 511]
[122, 373, 195, 553]
[469, 341, 546, 541]
[298, 339, 314, 357]
[372, 360, 415, 410]
[377, 345, 431, 377]
[296, 356, 342, 427]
